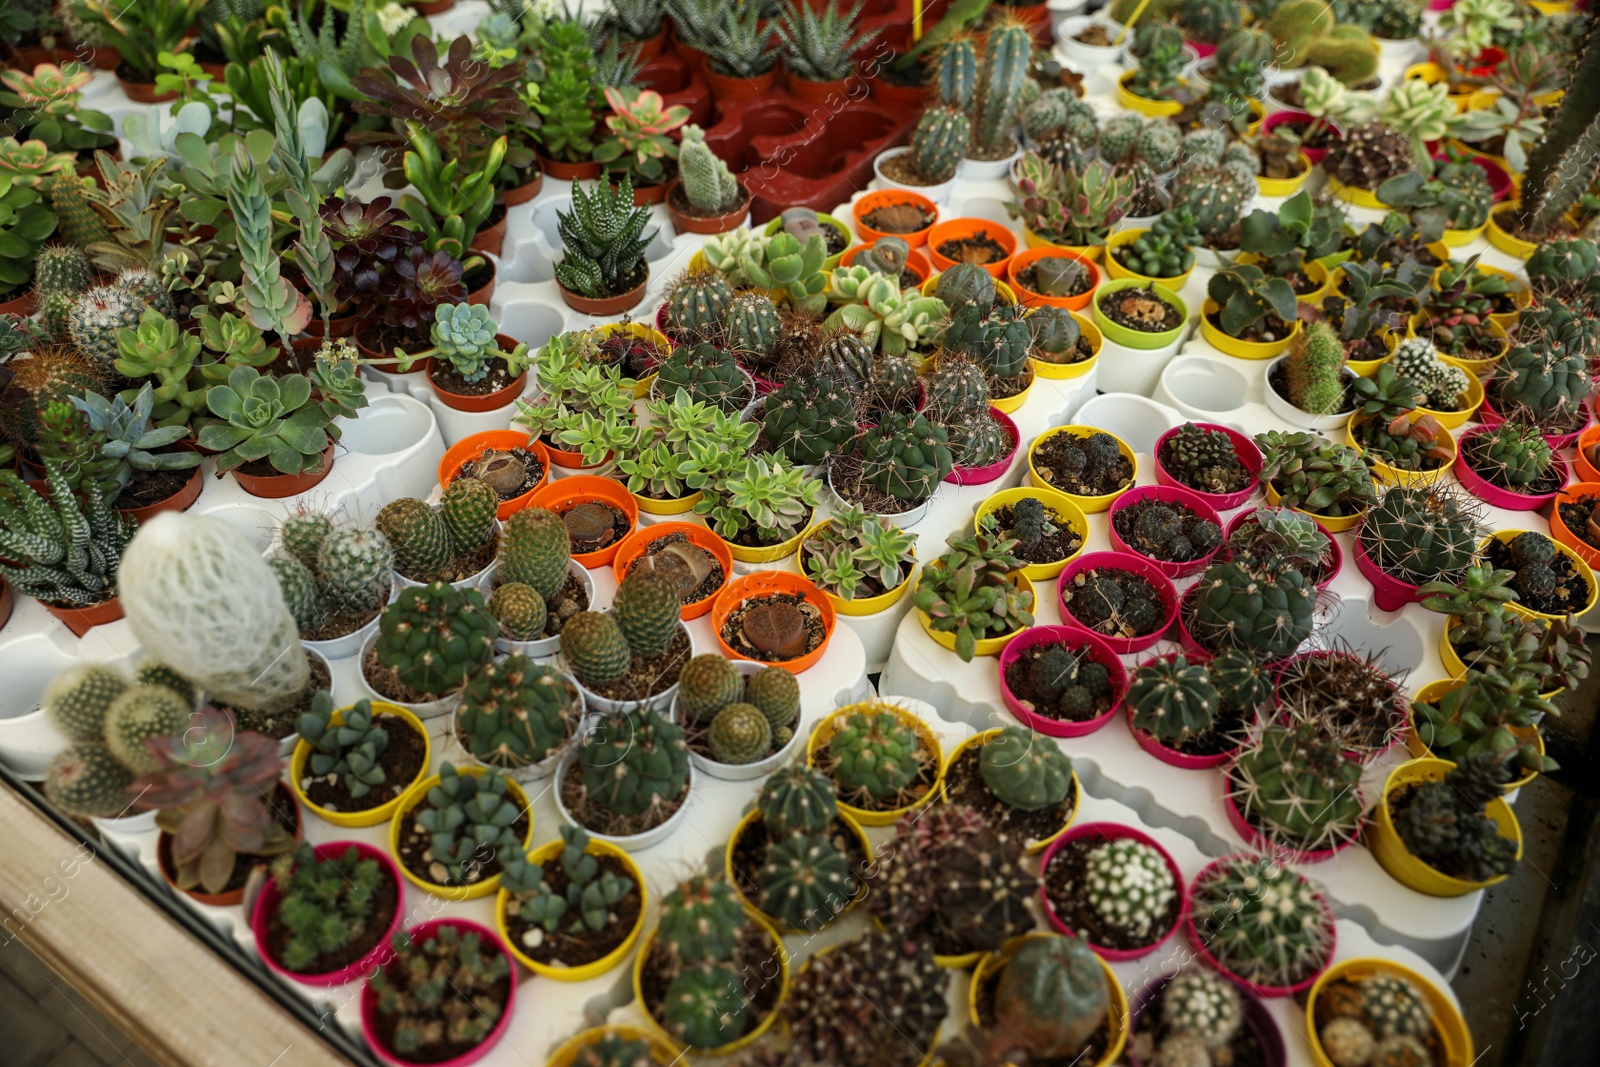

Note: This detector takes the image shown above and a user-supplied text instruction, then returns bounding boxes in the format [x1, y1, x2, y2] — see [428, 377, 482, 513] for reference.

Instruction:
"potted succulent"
[1346, 366, 1458, 486]
[0, 462, 131, 635]
[1376, 151, 1498, 246]
[829, 410, 953, 524]
[290, 694, 431, 830]
[375, 487, 500, 591]
[806, 700, 943, 825]
[1274, 649, 1409, 761]
[614, 393, 748, 517]
[561, 571, 693, 713]
[701, 2, 778, 99]
[1037, 822, 1183, 961]
[1421, 560, 1592, 696]
[479, 507, 593, 656]
[696, 452, 822, 565]
[1056, 552, 1179, 655]
[997, 624, 1129, 738]
[1182, 551, 1319, 664]
[390, 303, 531, 414]
[1104, 210, 1202, 290]
[1153, 422, 1261, 510]
[1389, 335, 1482, 429]
[1186, 854, 1335, 997]
[942, 725, 1080, 853]
[800, 507, 919, 616]
[1108, 485, 1225, 580]
[360, 582, 497, 719]
[1125, 650, 1270, 769]
[252, 841, 405, 987]
[912, 530, 1036, 663]
[1370, 753, 1522, 897]
[1354, 484, 1482, 613]
[711, 571, 836, 673]
[1006, 151, 1130, 257]
[1226, 506, 1342, 589]
[853, 188, 939, 248]
[1202, 263, 1302, 359]
[1263, 322, 1358, 431]
[532, 19, 601, 180]
[675, 653, 803, 779]
[455, 656, 583, 784]
[784, 931, 947, 1067]
[361, 920, 516, 1067]
[556, 705, 694, 850]
[545, 1028, 678, 1067]
[514, 331, 637, 471]
[1116, 22, 1190, 117]
[1008, 246, 1100, 310]
[776, 0, 881, 104]
[496, 824, 646, 981]
[1325, 120, 1421, 209]
[554, 176, 655, 314]
[1480, 338, 1591, 445]
[1027, 425, 1137, 512]
[665, 125, 750, 234]
[594, 86, 690, 204]
[1407, 666, 1562, 785]
[965, 932, 1127, 1066]
[1129, 965, 1287, 1067]
[0, 61, 117, 161]
[612, 521, 733, 621]
[1454, 422, 1569, 511]
[1478, 530, 1595, 622]
[1304, 959, 1472, 1067]
[1093, 279, 1190, 365]
[528, 475, 639, 570]
[57, 384, 202, 522]
[198, 365, 340, 498]
[1253, 429, 1376, 532]
[974, 487, 1088, 581]
[387, 761, 532, 899]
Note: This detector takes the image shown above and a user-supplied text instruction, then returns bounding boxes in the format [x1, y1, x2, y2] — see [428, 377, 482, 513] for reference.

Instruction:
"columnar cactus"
[676, 654, 745, 724]
[972, 20, 1031, 154]
[1083, 838, 1178, 941]
[271, 554, 321, 633]
[576, 707, 689, 819]
[457, 656, 577, 769]
[377, 497, 453, 583]
[439, 476, 499, 554]
[49, 170, 111, 248]
[561, 611, 633, 689]
[677, 125, 741, 214]
[978, 725, 1074, 811]
[103, 684, 189, 776]
[859, 412, 954, 503]
[44, 664, 128, 742]
[936, 35, 977, 108]
[825, 708, 922, 803]
[1127, 654, 1220, 743]
[374, 582, 496, 698]
[498, 507, 571, 601]
[909, 105, 969, 184]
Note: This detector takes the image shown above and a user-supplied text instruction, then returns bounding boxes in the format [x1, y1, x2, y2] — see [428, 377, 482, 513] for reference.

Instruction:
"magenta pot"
[1153, 423, 1262, 511]
[1221, 776, 1366, 865]
[1108, 484, 1225, 579]
[1126, 651, 1250, 770]
[1352, 527, 1426, 612]
[1456, 427, 1569, 511]
[1260, 110, 1343, 165]
[1476, 394, 1591, 451]
[1186, 855, 1338, 998]
[1039, 821, 1187, 962]
[1056, 550, 1179, 655]
[1223, 507, 1344, 590]
[947, 408, 1020, 486]
[999, 625, 1128, 738]
[1127, 973, 1288, 1067]
[361, 918, 516, 1067]
[1437, 152, 1513, 203]
[252, 841, 405, 987]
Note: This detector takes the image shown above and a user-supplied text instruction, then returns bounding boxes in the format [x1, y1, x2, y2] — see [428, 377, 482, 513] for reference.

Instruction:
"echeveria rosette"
[0, 65, 117, 155]
[199, 366, 332, 476]
[381, 247, 467, 330]
[320, 195, 420, 304]
[593, 86, 691, 184]
[396, 302, 530, 381]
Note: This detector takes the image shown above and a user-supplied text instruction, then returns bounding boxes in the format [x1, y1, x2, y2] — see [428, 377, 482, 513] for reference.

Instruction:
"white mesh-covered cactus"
[1083, 837, 1177, 940]
[120, 513, 309, 712]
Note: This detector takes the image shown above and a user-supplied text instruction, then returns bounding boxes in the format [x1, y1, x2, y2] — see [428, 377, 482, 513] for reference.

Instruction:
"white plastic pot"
[301, 583, 397, 662]
[958, 142, 1023, 182]
[569, 620, 693, 716]
[873, 147, 956, 205]
[1055, 16, 1125, 70]
[455, 672, 587, 785]
[553, 747, 696, 852]
[395, 512, 501, 592]
[827, 464, 933, 528]
[478, 559, 598, 658]
[1263, 355, 1358, 431]
[678, 659, 804, 782]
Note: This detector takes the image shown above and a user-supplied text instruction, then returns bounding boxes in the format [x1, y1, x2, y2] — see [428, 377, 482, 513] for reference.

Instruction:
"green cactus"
[1180, 0, 1242, 44]
[457, 656, 577, 770]
[1162, 969, 1243, 1048]
[487, 583, 545, 642]
[49, 171, 112, 248]
[761, 372, 855, 466]
[657, 871, 746, 963]
[1189, 854, 1333, 989]
[1231, 719, 1364, 852]
[1189, 558, 1316, 661]
[1127, 654, 1220, 744]
[978, 725, 1074, 811]
[280, 510, 334, 572]
[295, 692, 391, 801]
[1467, 422, 1553, 488]
[943, 302, 1032, 378]
[708, 703, 772, 764]
[676, 654, 745, 724]
[374, 582, 496, 698]
[1211, 649, 1270, 713]
[564, 1033, 658, 1067]
[574, 705, 690, 822]
[43, 664, 128, 742]
[756, 831, 855, 931]
[133, 662, 196, 707]
[44, 741, 137, 819]
[662, 964, 747, 1049]
[612, 569, 682, 660]
[909, 105, 969, 184]
[561, 611, 632, 689]
[33, 244, 93, 300]
[1362, 973, 1433, 1039]
[1281, 321, 1349, 416]
[725, 290, 780, 358]
[746, 665, 799, 734]
[270, 553, 323, 633]
[101, 684, 188, 776]
[986, 935, 1110, 1065]
[677, 125, 742, 214]
[825, 708, 921, 803]
[1305, 24, 1379, 86]
[758, 762, 838, 835]
[665, 269, 735, 342]
[1170, 169, 1249, 246]
[498, 507, 571, 602]
[1361, 485, 1480, 587]
[376, 498, 453, 584]
[935, 262, 997, 312]
[439, 476, 499, 555]
[859, 411, 954, 503]
[69, 282, 145, 369]
[972, 20, 1031, 155]
[415, 762, 525, 886]
[1492, 341, 1590, 428]
[936, 35, 977, 108]
[947, 410, 1011, 470]
[318, 524, 393, 617]
[656, 341, 749, 414]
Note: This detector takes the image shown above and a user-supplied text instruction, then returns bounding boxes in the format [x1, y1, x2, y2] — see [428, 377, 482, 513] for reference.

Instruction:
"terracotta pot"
[0, 288, 33, 316]
[354, 328, 427, 374]
[198, 60, 227, 81]
[501, 170, 545, 207]
[43, 594, 123, 637]
[0, 577, 11, 633]
[868, 71, 932, 107]
[409, 0, 455, 13]
[625, 27, 667, 61]
[159, 782, 303, 908]
[704, 64, 777, 101]
[670, 31, 707, 72]
[469, 222, 504, 257]
[665, 179, 751, 234]
[558, 273, 648, 316]
[632, 179, 670, 206]
[88, 47, 119, 71]
[118, 464, 204, 523]
[427, 335, 527, 412]
[537, 153, 603, 182]
[117, 74, 175, 104]
[303, 307, 367, 338]
[229, 444, 336, 499]
[465, 259, 496, 307]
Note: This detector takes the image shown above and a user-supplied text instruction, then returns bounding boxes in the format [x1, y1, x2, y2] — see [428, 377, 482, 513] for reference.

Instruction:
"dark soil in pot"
[225, 655, 332, 741]
[432, 358, 518, 397]
[730, 813, 868, 917]
[1016, 261, 1094, 298]
[1075, 23, 1116, 46]
[503, 851, 642, 967]
[368, 964, 512, 1065]
[1485, 536, 1590, 616]
[581, 626, 691, 702]
[638, 923, 781, 1046]
[936, 234, 1009, 266]
[1558, 495, 1600, 553]
[1428, 323, 1503, 362]
[1268, 359, 1354, 415]
[719, 593, 826, 663]
[558, 501, 631, 555]
[159, 783, 298, 896]
[983, 502, 1083, 566]
[942, 742, 1074, 843]
[1112, 497, 1220, 563]
[595, 329, 667, 379]
[830, 454, 930, 516]
[452, 444, 546, 501]
[1042, 835, 1180, 951]
[299, 718, 427, 814]
[1136, 698, 1255, 758]
[1131, 980, 1271, 1067]
[986, 365, 1032, 402]
[1158, 434, 1250, 495]
[396, 795, 530, 888]
[362, 645, 462, 705]
[875, 56, 932, 88]
[878, 152, 948, 188]
[1102, 286, 1183, 334]
[1003, 641, 1117, 723]
[362, 321, 432, 364]
[973, 959, 1113, 1065]
[117, 468, 192, 509]
[862, 202, 935, 235]
[1462, 436, 1564, 494]
[560, 765, 689, 838]
[235, 453, 330, 480]
[1060, 567, 1167, 640]
[1310, 978, 1447, 1064]
[265, 855, 400, 975]
[395, 529, 498, 585]
[820, 223, 847, 258]
[1283, 266, 1319, 295]
[621, 530, 725, 607]
[1032, 432, 1134, 497]
[1209, 310, 1296, 345]
[1277, 654, 1403, 755]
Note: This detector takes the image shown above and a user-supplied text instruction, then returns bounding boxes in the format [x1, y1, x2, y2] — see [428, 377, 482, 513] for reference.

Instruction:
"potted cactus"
[268, 510, 395, 658]
[666, 125, 749, 233]
[1325, 120, 1420, 207]
[966, 932, 1125, 1066]
[1263, 321, 1359, 431]
[252, 841, 405, 987]
[361, 920, 516, 1067]
[998, 624, 1129, 738]
[556, 705, 694, 849]
[1354, 484, 1482, 612]
[1479, 530, 1595, 621]
[480, 507, 591, 655]
[1181, 551, 1319, 663]
[1347, 366, 1458, 484]
[544, 1027, 678, 1067]
[1130, 965, 1286, 1067]
[1371, 753, 1522, 896]
[1186, 853, 1336, 996]
[1274, 649, 1409, 760]
[1108, 486, 1226, 580]
[388, 761, 531, 899]
[941, 725, 1078, 853]
[361, 582, 497, 717]
[560, 570, 692, 713]
[1027, 427, 1136, 510]
[875, 104, 969, 203]
[828, 411, 954, 524]
[454, 656, 582, 783]
[675, 653, 803, 779]
[725, 761, 869, 933]
[290, 694, 431, 828]
[913, 530, 1036, 662]
[1305, 960, 1471, 1067]
[1226, 715, 1366, 861]
[496, 824, 646, 981]
[1153, 422, 1262, 510]
[807, 701, 942, 825]
[1226, 506, 1342, 589]
[974, 488, 1086, 580]
[1125, 650, 1270, 768]
[784, 930, 948, 1067]
[1037, 822, 1183, 960]
[1454, 422, 1570, 510]
[1481, 338, 1592, 444]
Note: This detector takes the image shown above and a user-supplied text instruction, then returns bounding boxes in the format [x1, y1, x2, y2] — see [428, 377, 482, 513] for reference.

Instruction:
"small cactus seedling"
[267, 843, 389, 974]
[978, 725, 1075, 812]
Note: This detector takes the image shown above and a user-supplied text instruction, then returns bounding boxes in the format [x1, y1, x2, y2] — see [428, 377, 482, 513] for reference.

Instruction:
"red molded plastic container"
[252, 841, 405, 987]
[1152, 423, 1263, 511]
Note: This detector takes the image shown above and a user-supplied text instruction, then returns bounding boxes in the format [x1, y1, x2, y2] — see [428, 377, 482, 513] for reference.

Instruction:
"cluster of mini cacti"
[574, 705, 690, 823]
[456, 656, 578, 771]
[1117, 499, 1224, 563]
[1022, 643, 1118, 721]
[1062, 567, 1169, 640]
[1098, 114, 1180, 173]
[1391, 337, 1470, 411]
[752, 763, 855, 930]
[486, 507, 573, 642]
[368, 925, 511, 1057]
[1393, 750, 1519, 883]
[1265, 0, 1381, 84]
[560, 567, 683, 696]
[376, 479, 499, 584]
[374, 581, 497, 699]
[266, 842, 387, 974]
[911, 531, 1034, 662]
[1316, 970, 1441, 1067]
[270, 510, 394, 638]
[675, 653, 799, 765]
[500, 824, 636, 940]
[654, 871, 753, 1049]
[1022, 88, 1099, 161]
[1191, 854, 1334, 988]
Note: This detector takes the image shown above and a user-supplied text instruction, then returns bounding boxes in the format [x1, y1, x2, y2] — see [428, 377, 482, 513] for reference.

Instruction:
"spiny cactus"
[318, 524, 393, 618]
[664, 269, 735, 342]
[987, 935, 1109, 1065]
[1162, 968, 1243, 1048]
[612, 568, 683, 660]
[103, 683, 190, 776]
[908, 105, 969, 184]
[44, 663, 128, 743]
[1188, 558, 1317, 661]
[662, 963, 746, 1049]
[1082, 837, 1179, 942]
[1360, 485, 1481, 588]
[972, 18, 1031, 156]
[575, 707, 690, 821]
[376, 498, 453, 584]
[1514, 27, 1600, 238]
[439, 476, 499, 555]
[708, 702, 772, 764]
[457, 656, 577, 770]
[676, 654, 745, 725]
[1281, 320, 1348, 416]
[488, 582, 546, 642]
[725, 290, 780, 358]
[1230, 719, 1364, 852]
[755, 831, 854, 931]
[68, 281, 144, 369]
[758, 762, 838, 835]
[657, 871, 747, 963]
[374, 582, 496, 698]
[782, 929, 947, 1067]
[1127, 654, 1220, 744]
[676, 124, 742, 214]
[44, 741, 137, 819]
[560, 611, 633, 690]
[859, 411, 954, 503]
[498, 507, 571, 602]
[824, 707, 923, 805]
[978, 725, 1074, 811]
[1190, 854, 1333, 988]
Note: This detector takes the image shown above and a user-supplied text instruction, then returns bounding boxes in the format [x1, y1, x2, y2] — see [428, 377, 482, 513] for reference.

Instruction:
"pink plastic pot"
[1476, 394, 1591, 451]
[1153, 423, 1263, 511]
[1223, 507, 1344, 590]
[253, 842, 405, 987]
[946, 408, 1019, 486]
[1038, 821, 1187, 962]
[1128, 973, 1288, 1067]
[1126, 652, 1249, 770]
[1187, 38, 1218, 58]
[1260, 110, 1340, 165]
[361, 918, 517, 1067]
[1352, 527, 1425, 613]
[1056, 550, 1180, 655]
[1456, 427, 1570, 511]
[999, 625, 1128, 738]
[1109, 484, 1226, 580]
[1221, 777, 1366, 865]
[1186, 855, 1338, 998]
[1434, 152, 1514, 203]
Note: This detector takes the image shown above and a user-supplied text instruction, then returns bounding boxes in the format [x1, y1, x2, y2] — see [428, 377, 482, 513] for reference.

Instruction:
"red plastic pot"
[427, 335, 528, 412]
[360, 918, 516, 1067]
[1186, 855, 1337, 997]
[639, 50, 714, 127]
[1352, 527, 1426, 612]
[229, 444, 335, 499]
[704, 64, 777, 101]
[466, 259, 496, 308]
[116, 74, 175, 103]
[1125, 651, 1250, 770]
[1222, 777, 1366, 865]
[670, 31, 707, 72]
[1152, 423, 1262, 511]
[1107, 484, 1225, 579]
[1436, 151, 1513, 203]
[0, 288, 32, 316]
[119, 464, 203, 523]
[1476, 394, 1591, 450]
[1056, 550, 1179, 655]
[945, 408, 1019, 486]
[1128, 973, 1288, 1067]
[625, 27, 666, 62]
[787, 72, 863, 104]
[303, 307, 367, 338]
[252, 841, 405, 987]
[1223, 507, 1344, 589]
[1038, 821, 1187, 961]
[1455, 427, 1569, 511]
[867, 71, 932, 107]
[43, 594, 122, 637]
[410, 0, 455, 12]
[998, 624, 1128, 738]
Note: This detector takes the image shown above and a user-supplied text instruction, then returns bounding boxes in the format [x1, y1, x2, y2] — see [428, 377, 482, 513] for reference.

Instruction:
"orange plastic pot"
[927, 218, 1017, 279]
[710, 571, 836, 674]
[839, 243, 933, 285]
[437, 430, 552, 521]
[853, 189, 938, 248]
[1575, 424, 1600, 484]
[1006, 246, 1100, 310]
[611, 522, 733, 620]
[231, 445, 335, 499]
[426, 335, 527, 412]
[529, 475, 639, 569]
[1551, 483, 1600, 573]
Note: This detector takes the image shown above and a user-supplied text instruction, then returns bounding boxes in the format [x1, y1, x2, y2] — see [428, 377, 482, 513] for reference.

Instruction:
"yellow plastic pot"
[1369, 758, 1522, 896]
[1307, 959, 1473, 1067]
[919, 275, 1020, 306]
[1199, 298, 1302, 359]
[1027, 426, 1137, 512]
[632, 910, 789, 1056]
[723, 515, 816, 565]
[1437, 619, 1563, 700]
[917, 572, 1036, 659]
[1418, 313, 1510, 377]
[1346, 412, 1457, 488]
[724, 808, 872, 931]
[1345, 325, 1396, 379]
[388, 769, 534, 900]
[807, 701, 945, 825]
[799, 520, 916, 617]
[1531, 0, 1575, 13]
[1406, 679, 1543, 793]
[1440, 218, 1491, 247]
[545, 1026, 681, 1067]
[1402, 62, 1496, 113]
[1255, 151, 1312, 197]
[1482, 530, 1599, 622]
[763, 212, 853, 270]
[940, 729, 1081, 854]
[968, 933, 1128, 1067]
[1326, 173, 1386, 209]
[1115, 71, 1184, 117]
[1263, 481, 1367, 533]
[497, 837, 646, 980]
[290, 702, 431, 828]
[972, 486, 1089, 581]
[1030, 313, 1101, 380]
[1411, 367, 1485, 430]
[1102, 228, 1195, 289]
[1022, 227, 1103, 262]
[593, 320, 671, 399]
[1487, 201, 1537, 259]
[632, 489, 702, 516]
[990, 367, 1034, 414]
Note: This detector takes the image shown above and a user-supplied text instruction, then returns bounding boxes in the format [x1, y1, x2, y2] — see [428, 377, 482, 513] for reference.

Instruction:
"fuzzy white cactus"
[1083, 837, 1177, 939]
[119, 513, 309, 712]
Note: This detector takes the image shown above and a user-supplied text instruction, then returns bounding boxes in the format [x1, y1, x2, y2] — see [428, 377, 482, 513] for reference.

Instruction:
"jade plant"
[266, 842, 389, 973]
[801, 507, 919, 602]
[369, 925, 510, 1059]
[499, 824, 637, 941]
[911, 531, 1033, 662]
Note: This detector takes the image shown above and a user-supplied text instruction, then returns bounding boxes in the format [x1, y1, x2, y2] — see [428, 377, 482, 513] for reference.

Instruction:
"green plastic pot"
[1092, 278, 1190, 351]
[763, 213, 853, 271]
